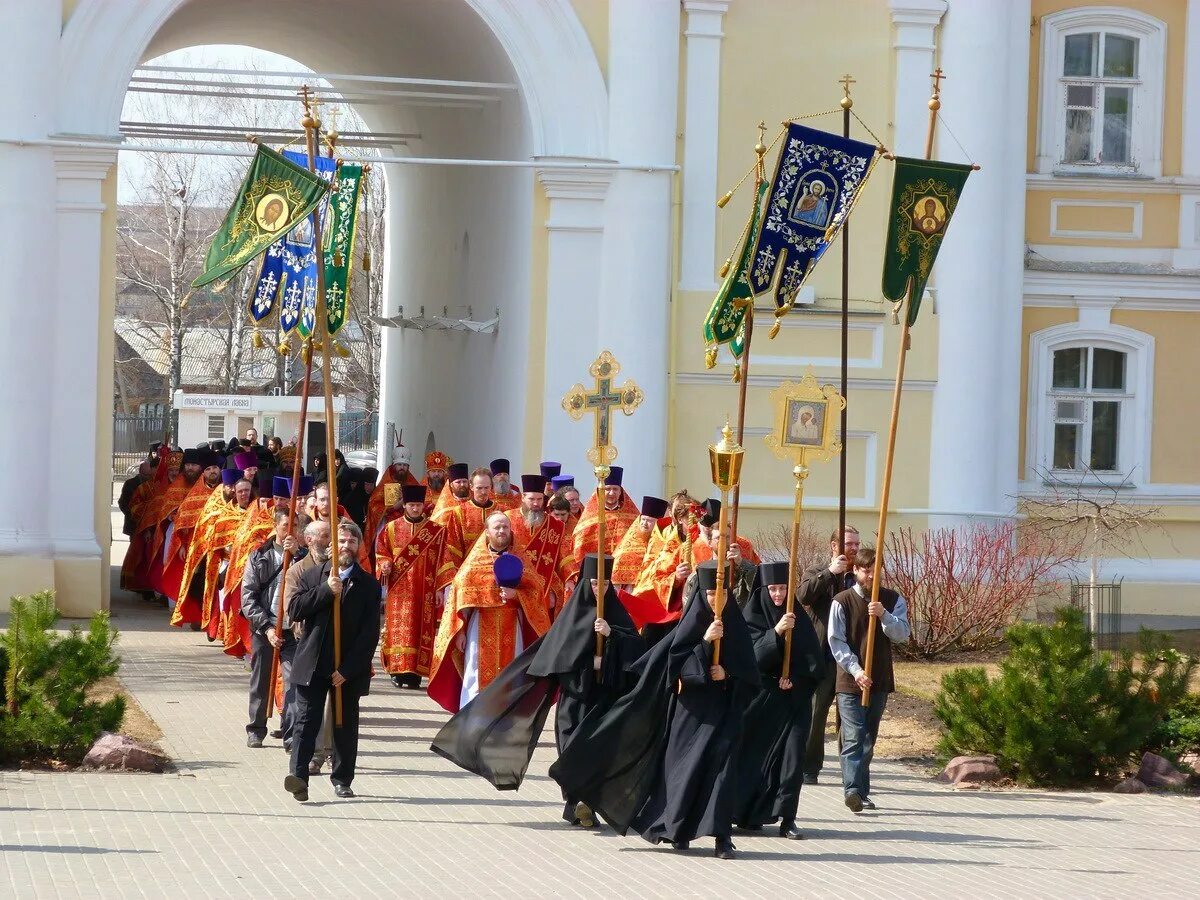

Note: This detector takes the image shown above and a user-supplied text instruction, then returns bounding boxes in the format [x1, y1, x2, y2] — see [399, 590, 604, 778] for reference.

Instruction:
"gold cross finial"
[840, 73, 855, 110]
[562, 350, 644, 466]
[930, 67, 946, 97]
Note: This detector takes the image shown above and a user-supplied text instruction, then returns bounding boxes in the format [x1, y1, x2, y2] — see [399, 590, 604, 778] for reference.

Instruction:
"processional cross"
[562, 350, 643, 664]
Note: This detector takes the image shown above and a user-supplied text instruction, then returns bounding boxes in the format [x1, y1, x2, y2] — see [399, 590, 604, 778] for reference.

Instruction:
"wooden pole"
[711, 488, 731, 667]
[780, 463, 808, 679]
[594, 466, 608, 662]
[301, 87, 344, 726]
[729, 122, 768, 547]
[862, 70, 941, 706]
[265, 331, 315, 720]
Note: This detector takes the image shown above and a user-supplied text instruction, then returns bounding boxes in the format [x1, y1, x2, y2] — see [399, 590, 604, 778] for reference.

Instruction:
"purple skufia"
[272, 475, 292, 499]
[221, 469, 243, 487]
[493, 552, 524, 588]
[539, 461, 561, 479]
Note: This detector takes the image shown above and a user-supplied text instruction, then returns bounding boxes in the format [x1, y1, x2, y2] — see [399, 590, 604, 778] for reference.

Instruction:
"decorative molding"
[676, 372, 936, 392]
[1049, 198, 1142, 240]
[716, 318, 884, 370]
[1019, 480, 1200, 505]
[1027, 244, 1175, 266]
[1026, 173, 1200, 194]
[1182, 0, 1200, 176]
[1024, 268, 1200, 307]
[682, 0, 731, 38]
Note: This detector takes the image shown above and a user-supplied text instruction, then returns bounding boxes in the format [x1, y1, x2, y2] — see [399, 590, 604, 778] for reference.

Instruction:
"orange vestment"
[426, 537, 549, 713]
[376, 515, 447, 678]
[572, 490, 639, 564]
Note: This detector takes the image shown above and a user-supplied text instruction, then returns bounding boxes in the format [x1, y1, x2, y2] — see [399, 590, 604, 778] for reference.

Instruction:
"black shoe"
[308, 758, 324, 776]
[714, 837, 736, 860]
[670, 840, 689, 852]
[246, 734, 264, 748]
[845, 791, 863, 813]
[284, 774, 308, 802]
[283, 740, 293, 753]
[402, 674, 422, 689]
[862, 798, 876, 810]
[779, 821, 805, 840]
[802, 773, 818, 786]
[740, 824, 762, 833]
[333, 783, 355, 799]
[391, 675, 406, 688]
[573, 801, 595, 828]
[270, 729, 283, 739]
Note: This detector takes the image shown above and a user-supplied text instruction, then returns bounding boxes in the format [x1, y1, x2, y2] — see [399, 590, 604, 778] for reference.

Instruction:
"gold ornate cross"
[562, 350, 643, 466]
[930, 67, 946, 97]
[839, 73, 856, 97]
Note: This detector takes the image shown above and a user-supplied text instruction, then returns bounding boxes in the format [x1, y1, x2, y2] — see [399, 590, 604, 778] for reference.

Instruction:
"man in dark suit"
[284, 520, 381, 802]
[797, 524, 860, 784]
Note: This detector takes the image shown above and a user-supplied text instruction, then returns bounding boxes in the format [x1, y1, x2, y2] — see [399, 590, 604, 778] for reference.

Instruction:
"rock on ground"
[81, 732, 166, 773]
[937, 755, 1003, 786]
[1113, 777, 1148, 794]
[1137, 752, 1190, 789]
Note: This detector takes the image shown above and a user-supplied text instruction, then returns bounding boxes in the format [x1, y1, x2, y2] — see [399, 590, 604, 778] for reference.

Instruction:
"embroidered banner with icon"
[880, 156, 973, 326]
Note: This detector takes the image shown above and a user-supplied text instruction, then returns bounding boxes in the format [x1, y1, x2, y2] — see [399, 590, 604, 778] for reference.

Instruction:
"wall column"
[0, 0, 61, 604]
[678, 0, 731, 291]
[889, 0, 948, 156]
[51, 147, 118, 614]
[536, 165, 611, 469]
[928, 0, 1031, 524]
[598, 0, 680, 496]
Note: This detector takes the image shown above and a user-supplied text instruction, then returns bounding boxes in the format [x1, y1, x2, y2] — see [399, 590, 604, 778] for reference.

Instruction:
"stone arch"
[56, 0, 607, 158]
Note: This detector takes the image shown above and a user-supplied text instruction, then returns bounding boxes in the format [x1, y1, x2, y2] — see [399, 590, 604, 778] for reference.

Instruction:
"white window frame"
[1036, 7, 1166, 178]
[1026, 322, 1154, 487]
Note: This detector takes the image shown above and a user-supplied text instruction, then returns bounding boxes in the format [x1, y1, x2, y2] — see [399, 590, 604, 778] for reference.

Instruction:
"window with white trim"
[206, 414, 224, 440]
[1036, 8, 1166, 177]
[1026, 322, 1154, 486]
[1049, 346, 1127, 473]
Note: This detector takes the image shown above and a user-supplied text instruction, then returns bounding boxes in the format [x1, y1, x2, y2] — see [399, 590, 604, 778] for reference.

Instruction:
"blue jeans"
[836, 690, 888, 798]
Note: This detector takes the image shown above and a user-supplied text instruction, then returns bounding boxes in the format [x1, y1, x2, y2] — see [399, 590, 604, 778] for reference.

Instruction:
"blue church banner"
[749, 123, 879, 327]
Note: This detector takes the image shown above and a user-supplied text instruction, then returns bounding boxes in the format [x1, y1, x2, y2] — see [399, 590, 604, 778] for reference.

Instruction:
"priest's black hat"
[699, 498, 721, 528]
[640, 495, 669, 519]
[401, 483, 428, 504]
[579, 554, 615, 584]
[448, 462, 470, 481]
[759, 560, 789, 586]
[520, 474, 546, 494]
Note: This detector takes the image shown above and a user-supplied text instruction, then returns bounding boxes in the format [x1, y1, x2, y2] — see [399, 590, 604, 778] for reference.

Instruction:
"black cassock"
[430, 571, 641, 795]
[733, 585, 826, 828]
[550, 578, 760, 845]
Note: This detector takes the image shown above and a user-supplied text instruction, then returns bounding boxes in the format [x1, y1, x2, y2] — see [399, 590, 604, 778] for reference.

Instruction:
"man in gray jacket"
[241, 507, 308, 749]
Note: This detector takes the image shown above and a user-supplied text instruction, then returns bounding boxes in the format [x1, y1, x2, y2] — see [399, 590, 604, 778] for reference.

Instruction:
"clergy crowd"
[117, 430, 909, 860]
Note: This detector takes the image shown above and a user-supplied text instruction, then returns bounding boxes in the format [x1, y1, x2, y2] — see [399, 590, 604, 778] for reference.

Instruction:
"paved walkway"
[1, 524, 1197, 896]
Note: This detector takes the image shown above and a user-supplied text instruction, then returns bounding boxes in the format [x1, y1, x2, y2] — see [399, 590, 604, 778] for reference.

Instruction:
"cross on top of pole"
[562, 350, 644, 466]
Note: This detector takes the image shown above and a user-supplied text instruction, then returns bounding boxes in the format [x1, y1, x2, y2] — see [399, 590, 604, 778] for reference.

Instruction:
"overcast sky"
[118, 45, 324, 206]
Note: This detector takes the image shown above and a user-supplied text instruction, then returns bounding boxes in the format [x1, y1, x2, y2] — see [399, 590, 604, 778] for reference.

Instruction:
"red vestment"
[376, 515, 446, 678]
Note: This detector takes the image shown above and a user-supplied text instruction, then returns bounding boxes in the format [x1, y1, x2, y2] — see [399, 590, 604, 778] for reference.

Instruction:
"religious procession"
[110, 67, 969, 862]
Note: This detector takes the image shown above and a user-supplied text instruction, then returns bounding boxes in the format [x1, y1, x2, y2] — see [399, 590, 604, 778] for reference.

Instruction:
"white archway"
[57, 0, 607, 157]
[34, 0, 612, 616]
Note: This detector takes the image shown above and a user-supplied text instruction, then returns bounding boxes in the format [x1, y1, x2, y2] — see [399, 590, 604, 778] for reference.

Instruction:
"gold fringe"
[731, 363, 741, 384]
[252, 327, 265, 349]
[718, 256, 732, 278]
[768, 319, 781, 340]
[716, 191, 733, 209]
[704, 346, 718, 370]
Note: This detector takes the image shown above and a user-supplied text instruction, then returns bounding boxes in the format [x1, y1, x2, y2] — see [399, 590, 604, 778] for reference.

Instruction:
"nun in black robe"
[430, 555, 642, 803]
[734, 561, 826, 839]
[526, 554, 644, 825]
[550, 560, 760, 860]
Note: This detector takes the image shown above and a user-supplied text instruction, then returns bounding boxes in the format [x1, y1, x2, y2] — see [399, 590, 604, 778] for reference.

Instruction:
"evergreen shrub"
[934, 608, 1196, 786]
[0, 591, 125, 765]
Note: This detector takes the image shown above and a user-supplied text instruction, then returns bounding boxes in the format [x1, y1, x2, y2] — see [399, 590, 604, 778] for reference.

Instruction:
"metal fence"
[112, 413, 165, 477]
[338, 411, 378, 452]
[1069, 580, 1123, 650]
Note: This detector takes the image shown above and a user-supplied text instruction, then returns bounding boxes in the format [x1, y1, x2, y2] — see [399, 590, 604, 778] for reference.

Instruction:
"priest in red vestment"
[433, 466, 496, 587]
[611, 495, 670, 589]
[692, 498, 761, 566]
[571, 466, 639, 564]
[363, 442, 420, 566]
[427, 512, 550, 712]
[376, 484, 446, 690]
[506, 475, 570, 617]
[489, 458, 519, 511]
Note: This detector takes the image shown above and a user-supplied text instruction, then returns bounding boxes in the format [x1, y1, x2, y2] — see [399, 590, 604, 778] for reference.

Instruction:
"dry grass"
[88, 676, 166, 752]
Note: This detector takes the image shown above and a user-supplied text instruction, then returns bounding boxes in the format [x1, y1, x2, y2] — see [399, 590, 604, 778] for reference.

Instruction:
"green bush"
[1147, 691, 1200, 763]
[0, 591, 125, 765]
[934, 608, 1197, 786]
